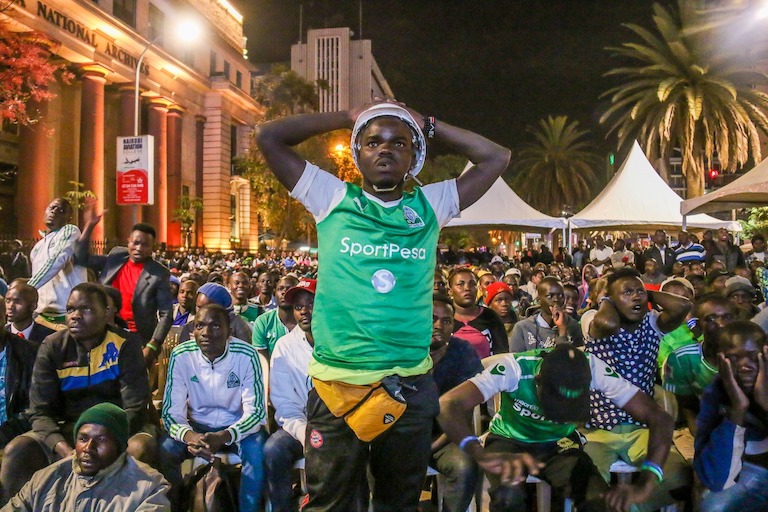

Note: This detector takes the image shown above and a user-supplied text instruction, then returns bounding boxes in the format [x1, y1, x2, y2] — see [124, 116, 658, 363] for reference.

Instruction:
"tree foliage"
[740, 207, 768, 239]
[600, 1, 768, 197]
[512, 115, 601, 216]
[0, 21, 72, 125]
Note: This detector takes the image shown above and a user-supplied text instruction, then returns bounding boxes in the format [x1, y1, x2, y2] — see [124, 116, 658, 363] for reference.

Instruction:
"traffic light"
[706, 168, 720, 189]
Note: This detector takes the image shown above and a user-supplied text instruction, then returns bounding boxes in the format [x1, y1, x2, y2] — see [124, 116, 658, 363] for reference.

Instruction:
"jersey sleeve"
[289, 162, 347, 223]
[662, 352, 694, 396]
[468, 354, 521, 402]
[421, 179, 460, 228]
[589, 354, 640, 408]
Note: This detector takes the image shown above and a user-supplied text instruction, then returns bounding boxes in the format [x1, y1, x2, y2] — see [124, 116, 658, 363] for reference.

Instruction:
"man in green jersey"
[255, 100, 510, 511]
[229, 271, 261, 324]
[439, 344, 674, 512]
[252, 275, 299, 359]
[663, 294, 735, 435]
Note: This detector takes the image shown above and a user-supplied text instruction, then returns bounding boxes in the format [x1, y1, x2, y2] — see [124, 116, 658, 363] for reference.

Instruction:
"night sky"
[235, 0, 659, 165]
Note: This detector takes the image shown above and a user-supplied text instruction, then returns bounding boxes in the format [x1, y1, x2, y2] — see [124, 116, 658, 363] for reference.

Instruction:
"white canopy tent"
[569, 141, 740, 232]
[445, 171, 566, 230]
[681, 156, 768, 216]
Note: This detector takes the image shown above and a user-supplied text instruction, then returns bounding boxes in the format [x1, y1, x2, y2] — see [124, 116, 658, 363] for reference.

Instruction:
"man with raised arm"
[255, 100, 510, 511]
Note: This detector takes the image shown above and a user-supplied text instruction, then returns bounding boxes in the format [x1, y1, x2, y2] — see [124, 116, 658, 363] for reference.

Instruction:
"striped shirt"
[674, 242, 706, 263]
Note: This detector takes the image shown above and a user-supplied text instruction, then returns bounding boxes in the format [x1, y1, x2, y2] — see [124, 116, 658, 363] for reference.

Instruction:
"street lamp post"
[133, 35, 162, 137]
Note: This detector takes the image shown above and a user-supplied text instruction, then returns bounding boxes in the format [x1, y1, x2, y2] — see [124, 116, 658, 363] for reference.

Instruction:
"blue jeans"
[700, 462, 768, 512]
[264, 428, 304, 512]
[159, 428, 267, 512]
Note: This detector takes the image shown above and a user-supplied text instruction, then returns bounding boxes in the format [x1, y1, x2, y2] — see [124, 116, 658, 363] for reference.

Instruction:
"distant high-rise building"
[291, 28, 394, 112]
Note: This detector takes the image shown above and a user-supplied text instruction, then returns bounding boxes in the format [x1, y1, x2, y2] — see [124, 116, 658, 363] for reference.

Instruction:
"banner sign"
[116, 135, 154, 205]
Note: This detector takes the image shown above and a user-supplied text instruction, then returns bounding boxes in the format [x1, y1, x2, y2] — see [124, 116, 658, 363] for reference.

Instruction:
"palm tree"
[601, 1, 768, 197]
[512, 116, 600, 216]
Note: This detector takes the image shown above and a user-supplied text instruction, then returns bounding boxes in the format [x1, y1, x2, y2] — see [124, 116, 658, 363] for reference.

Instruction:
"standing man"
[644, 230, 676, 277]
[255, 100, 510, 510]
[1, 240, 30, 282]
[706, 228, 745, 273]
[673, 230, 706, 265]
[589, 235, 613, 275]
[28, 198, 87, 324]
[76, 207, 173, 366]
[609, 239, 635, 269]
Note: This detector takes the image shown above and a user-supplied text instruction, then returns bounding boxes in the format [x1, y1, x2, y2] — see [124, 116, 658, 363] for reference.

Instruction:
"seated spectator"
[430, 296, 483, 512]
[160, 304, 267, 512]
[169, 275, 180, 303]
[687, 273, 707, 298]
[179, 283, 252, 343]
[264, 279, 316, 512]
[475, 269, 496, 304]
[251, 272, 277, 314]
[485, 282, 518, 344]
[172, 279, 198, 327]
[656, 277, 697, 369]
[578, 264, 598, 309]
[4, 283, 54, 347]
[230, 271, 260, 324]
[102, 286, 129, 331]
[0, 283, 153, 503]
[520, 268, 544, 302]
[583, 267, 692, 511]
[663, 294, 735, 436]
[685, 261, 706, 278]
[509, 277, 583, 352]
[438, 344, 674, 511]
[2, 403, 170, 511]
[562, 282, 581, 321]
[448, 268, 508, 358]
[252, 275, 299, 359]
[724, 276, 759, 320]
[0, 303, 37, 448]
[694, 321, 768, 512]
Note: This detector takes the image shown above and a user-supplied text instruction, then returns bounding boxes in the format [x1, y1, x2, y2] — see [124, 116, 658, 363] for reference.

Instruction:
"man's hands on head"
[347, 97, 423, 128]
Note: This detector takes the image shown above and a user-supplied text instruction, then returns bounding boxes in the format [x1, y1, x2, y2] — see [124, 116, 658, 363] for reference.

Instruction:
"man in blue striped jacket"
[159, 303, 267, 512]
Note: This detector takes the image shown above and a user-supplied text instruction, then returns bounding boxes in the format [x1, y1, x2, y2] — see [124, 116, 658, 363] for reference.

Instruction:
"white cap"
[350, 103, 427, 178]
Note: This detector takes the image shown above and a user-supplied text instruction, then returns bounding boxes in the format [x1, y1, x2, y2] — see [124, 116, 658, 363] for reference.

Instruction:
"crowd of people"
[0, 100, 765, 512]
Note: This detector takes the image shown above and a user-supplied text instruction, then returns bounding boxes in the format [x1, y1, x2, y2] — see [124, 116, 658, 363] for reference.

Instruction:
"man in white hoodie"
[264, 279, 316, 512]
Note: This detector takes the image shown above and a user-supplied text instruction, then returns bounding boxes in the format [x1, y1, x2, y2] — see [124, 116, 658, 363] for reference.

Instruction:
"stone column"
[117, 85, 139, 240]
[166, 105, 184, 247]
[143, 98, 169, 244]
[195, 115, 206, 247]
[17, 100, 51, 239]
[78, 64, 111, 242]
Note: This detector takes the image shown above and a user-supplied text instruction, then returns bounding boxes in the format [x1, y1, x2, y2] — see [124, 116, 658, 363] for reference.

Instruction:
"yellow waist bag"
[312, 376, 408, 442]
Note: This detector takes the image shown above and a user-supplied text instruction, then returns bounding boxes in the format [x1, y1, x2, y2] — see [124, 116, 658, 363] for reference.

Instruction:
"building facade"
[0, 0, 264, 250]
[290, 27, 394, 113]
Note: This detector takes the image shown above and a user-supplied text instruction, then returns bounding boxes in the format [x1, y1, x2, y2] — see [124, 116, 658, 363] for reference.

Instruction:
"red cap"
[284, 279, 317, 304]
[484, 281, 512, 306]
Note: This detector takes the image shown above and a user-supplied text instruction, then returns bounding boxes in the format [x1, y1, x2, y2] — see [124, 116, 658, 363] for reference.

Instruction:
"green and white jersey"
[662, 342, 717, 397]
[470, 349, 639, 444]
[251, 309, 289, 354]
[291, 163, 460, 384]
[657, 324, 698, 370]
